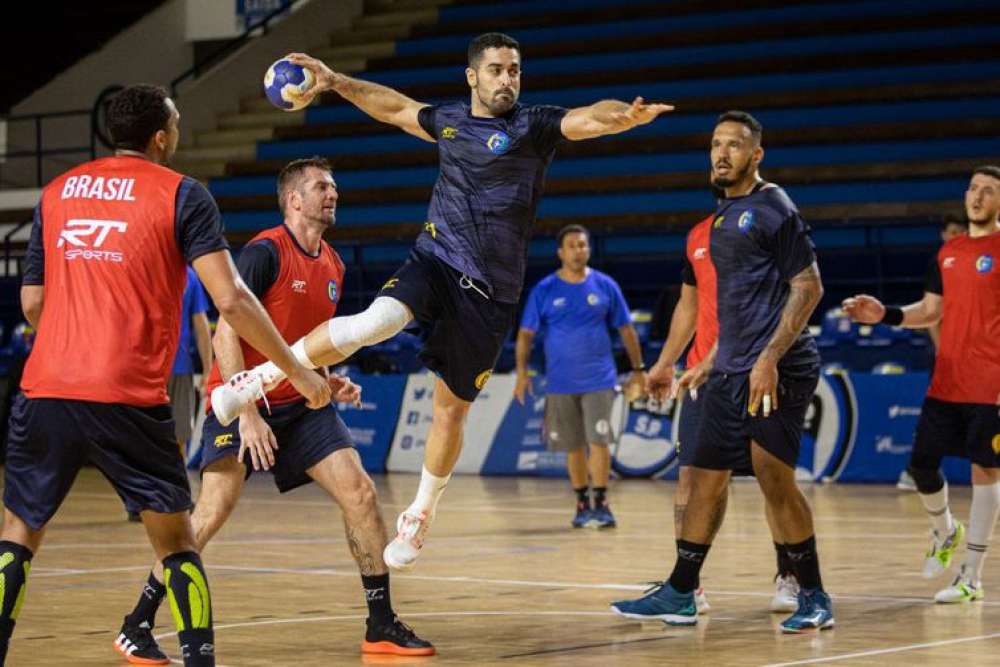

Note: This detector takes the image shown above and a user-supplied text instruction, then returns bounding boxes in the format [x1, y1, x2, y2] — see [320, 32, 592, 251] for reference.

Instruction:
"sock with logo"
[362, 573, 393, 623]
[163, 551, 214, 667]
[0, 541, 33, 664]
[775, 542, 795, 578]
[574, 486, 591, 510]
[126, 571, 167, 628]
[667, 539, 711, 594]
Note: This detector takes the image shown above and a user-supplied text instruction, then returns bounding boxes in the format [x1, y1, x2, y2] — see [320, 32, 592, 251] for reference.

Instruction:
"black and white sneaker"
[361, 615, 436, 656]
[114, 617, 170, 665]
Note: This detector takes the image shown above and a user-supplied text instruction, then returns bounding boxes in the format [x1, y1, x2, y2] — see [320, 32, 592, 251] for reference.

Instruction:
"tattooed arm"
[748, 262, 824, 417]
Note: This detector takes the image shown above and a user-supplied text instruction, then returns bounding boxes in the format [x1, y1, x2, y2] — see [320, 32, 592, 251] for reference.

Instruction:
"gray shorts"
[544, 389, 617, 451]
[167, 373, 196, 444]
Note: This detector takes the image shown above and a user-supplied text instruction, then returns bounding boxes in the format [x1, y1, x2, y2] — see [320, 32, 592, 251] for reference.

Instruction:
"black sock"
[126, 571, 167, 628]
[574, 486, 591, 510]
[786, 536, 823, 591]
[593, 487, 608, 509]
[362, 573, 393, 622]
[667, 539, 710, 594]
[0, 541, 33, 664]
[163, 551, 214, 667]
[775, 542, 795, 578]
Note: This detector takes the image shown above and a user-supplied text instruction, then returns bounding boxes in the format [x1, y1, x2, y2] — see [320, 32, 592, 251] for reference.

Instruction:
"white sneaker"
[896, 470, 917, 491]
[210, 369, 277, 426]
[934, 568, 984, 603]
[694, 587, 710, 614]
[770, 574, 800, 612]
[923, 521, 965, 579]
[383, 510, 432, 572]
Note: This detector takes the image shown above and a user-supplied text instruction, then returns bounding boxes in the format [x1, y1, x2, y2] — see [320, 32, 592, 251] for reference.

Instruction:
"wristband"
[881, 306, 904, 326]
[632, 364, 646, 372]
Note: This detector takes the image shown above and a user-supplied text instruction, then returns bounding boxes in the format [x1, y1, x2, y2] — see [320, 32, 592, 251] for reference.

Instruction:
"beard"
[711, 159, 753, 188]
[478, 86, 517, 115]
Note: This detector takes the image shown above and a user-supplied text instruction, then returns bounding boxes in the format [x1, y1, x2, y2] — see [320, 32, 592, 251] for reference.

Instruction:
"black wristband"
[881, 306, 904, 326]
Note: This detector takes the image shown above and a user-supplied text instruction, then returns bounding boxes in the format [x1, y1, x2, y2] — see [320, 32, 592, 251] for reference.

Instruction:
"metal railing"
[0, 109, 96, 188]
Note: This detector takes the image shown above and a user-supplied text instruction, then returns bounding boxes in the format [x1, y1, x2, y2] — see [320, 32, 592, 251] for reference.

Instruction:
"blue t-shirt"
[710, 183, 820, 377]
[520, 269, 631, 394]
[171, 266, 210, 375]
[416, 101, 568, 304]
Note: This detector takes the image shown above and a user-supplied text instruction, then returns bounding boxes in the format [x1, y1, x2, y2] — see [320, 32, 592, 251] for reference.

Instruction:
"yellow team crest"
[992, 434, 1000, 455]
[214, 433, 233, 448]
[382, 277, 399, 290]
[474, 369, 493, 390]
[441, 126, 458, 140]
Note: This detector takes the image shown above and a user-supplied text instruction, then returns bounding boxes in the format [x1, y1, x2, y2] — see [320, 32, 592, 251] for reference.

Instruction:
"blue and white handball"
[264, 58, 316, 111]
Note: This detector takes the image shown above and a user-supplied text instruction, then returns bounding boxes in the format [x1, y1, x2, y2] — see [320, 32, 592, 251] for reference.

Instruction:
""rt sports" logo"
[58, 218, 128, 262]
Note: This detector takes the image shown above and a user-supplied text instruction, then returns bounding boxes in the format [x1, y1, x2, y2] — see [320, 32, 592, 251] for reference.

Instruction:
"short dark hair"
[468, 32, 520, 68]
[557, 224, 589, 247]
[105, 84, 172, 151]
[941, 214, 967, 230]
[973, 165, 1000, 182]
[716, 110, 763, 144]
[277, 156, 332, 213]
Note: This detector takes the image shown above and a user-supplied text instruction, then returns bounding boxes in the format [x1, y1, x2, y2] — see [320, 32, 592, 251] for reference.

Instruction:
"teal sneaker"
[780, 588, 835, 633]
[610, 581, 697, 625]
[923, 521, 965, 578]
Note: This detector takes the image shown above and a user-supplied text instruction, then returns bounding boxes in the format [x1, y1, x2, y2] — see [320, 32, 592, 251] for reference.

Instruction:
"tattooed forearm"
[762, 263, 824, 363]
[346, 527, 379, 576]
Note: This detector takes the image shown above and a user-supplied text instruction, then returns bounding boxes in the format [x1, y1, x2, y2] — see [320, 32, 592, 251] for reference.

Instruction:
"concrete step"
[366, 0, 452, 11]
[312, 41, 395, 61]
[326, 24, 412, 46]
[195, 127, 275, 148]
[174, 144, 256, 162]
[170, 159, 228, 181]
[219, 110, 306, 130]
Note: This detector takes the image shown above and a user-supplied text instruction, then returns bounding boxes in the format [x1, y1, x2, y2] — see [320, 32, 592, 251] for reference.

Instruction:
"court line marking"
[760, 631, 1000, 666]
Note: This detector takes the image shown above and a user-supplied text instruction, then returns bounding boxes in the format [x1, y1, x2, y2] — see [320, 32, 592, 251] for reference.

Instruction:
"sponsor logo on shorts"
[595, 419, 609, 436]
[214, 433, 233, 447]
[992, 434, 1000, 455]
[587, 293, 600, 306]
[976, 254, 993, 273]
[474, 369, 493, 390]
[328, 279, 339, 303]
[424, 221, 437, 239]
[441, 127, 458, 140]
[737, 209, 755, 232]
[486, 132, 511, 155]
[382, 277, 399, 290]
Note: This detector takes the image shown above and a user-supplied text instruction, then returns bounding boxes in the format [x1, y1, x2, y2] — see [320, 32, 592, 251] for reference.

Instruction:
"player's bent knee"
[327, 296, 412, 357]
[908, 466, 945, 494]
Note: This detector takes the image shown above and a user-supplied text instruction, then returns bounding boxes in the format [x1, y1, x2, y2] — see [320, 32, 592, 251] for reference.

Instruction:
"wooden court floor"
[5, 468, 1000, 666]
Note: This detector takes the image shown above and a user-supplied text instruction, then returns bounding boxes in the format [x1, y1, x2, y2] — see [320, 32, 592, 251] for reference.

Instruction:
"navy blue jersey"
[416, 102, 567, 303]
[709, 183, 819, 376]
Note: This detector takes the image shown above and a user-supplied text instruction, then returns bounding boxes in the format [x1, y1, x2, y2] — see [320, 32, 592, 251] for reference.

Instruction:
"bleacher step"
[312, 41, 396, 62]
[356, 8, 438, 30]
[219, 111, 306, 130]
[195, 127, 274, 148]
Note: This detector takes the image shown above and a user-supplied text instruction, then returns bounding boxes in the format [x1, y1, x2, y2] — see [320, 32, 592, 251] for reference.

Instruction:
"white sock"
[919, 483, 955, 538]
[407, 465, 450, 519]
[965, 482, 1000, 582]
[255, 339, 316, 385]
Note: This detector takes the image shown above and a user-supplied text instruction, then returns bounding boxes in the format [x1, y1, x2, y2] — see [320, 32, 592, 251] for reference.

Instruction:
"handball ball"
[264, 59, 316, 111]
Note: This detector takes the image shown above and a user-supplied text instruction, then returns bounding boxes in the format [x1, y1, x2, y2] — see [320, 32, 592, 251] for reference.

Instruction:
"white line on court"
[761, 631, 1000, 666]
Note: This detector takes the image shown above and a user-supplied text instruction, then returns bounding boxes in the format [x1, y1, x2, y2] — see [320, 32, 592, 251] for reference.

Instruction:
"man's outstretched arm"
[560, 96, 673, 141]
[287, 52, 434, 142]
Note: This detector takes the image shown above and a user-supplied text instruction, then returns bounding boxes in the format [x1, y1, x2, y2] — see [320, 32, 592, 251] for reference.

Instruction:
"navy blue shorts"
[200, 400, 353, 493]
[911, 397, 1000, 470]
[676, 388, 703, 468]
[378, 248, 517, 402]
[4, 395, 192, 530]
[693, 371, 818, 472]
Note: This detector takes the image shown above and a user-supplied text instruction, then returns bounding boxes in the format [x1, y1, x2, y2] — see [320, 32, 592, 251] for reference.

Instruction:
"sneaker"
[361, 615, 435, 656]
[896, 470, 917, 491]
[935, 568, 984, 603]
[210, 368, 277, 427]
[694, 587, 710, 614]
[572, 505, 594, 528]
[114, 618, 170, 665]
[610, 581, 697, 625]
[923, 521, 965, 579]
[383, 510, 431, 572]
[770, 574, 800, 613]
[590, 505, 617, 529]
[780, 589, 835, 633]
